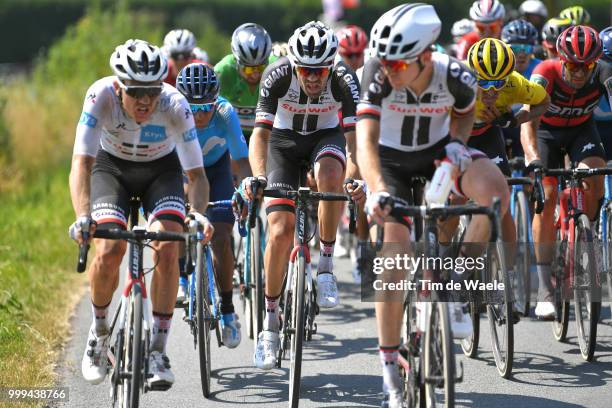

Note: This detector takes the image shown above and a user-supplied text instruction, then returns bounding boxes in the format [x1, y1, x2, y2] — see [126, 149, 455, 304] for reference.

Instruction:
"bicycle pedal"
[146, 381, 172, 392]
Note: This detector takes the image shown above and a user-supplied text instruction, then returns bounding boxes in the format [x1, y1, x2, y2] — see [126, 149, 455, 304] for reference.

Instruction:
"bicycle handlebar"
[544, 167, 612, 178]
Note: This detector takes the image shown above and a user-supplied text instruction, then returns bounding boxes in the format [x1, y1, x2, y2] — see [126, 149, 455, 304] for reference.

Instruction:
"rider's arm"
[597, 62, 612, 110]
[219, 100, 252, 181]
[69, 155, 95, 217]
[185, 167, 209, 214]
[355, 58, 388, 192]
[514, 75, 551, 125]
[520, 116, 541, 164]
[447, 58, 477, 143]
[333, 61, 361, 180]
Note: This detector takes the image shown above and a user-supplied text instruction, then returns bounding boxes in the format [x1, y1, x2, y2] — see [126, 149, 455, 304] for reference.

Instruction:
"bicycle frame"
[187, 244, 220, 329]
[598, 173, 612, 272]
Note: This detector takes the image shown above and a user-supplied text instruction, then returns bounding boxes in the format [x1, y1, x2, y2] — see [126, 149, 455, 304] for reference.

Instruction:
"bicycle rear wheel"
[196, 242, 212, 397]
[423, 301, 455, 408]
[573, 214, 600, 361]
[513, 190, 531, 316]
[487, 241, 514, 378]
[400, 298, 420, 408]
[289, 251, 306, 408]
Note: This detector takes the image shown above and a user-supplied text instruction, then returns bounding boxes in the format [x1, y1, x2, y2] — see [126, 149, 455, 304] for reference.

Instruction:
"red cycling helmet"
[337, 25, 368, 55]
[556, 25, 603, 64]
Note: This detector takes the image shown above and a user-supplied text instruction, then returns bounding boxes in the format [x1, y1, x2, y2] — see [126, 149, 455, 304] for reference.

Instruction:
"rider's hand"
[365, 191, 392, 226]
[240, 176, 268, 201]
[344, 178, 367, 206]
[69, 216, 97, 245]
[525, 159, 543, 173]
[187, 211, 214, 243]
[492, 111, 518, 128]
[442, 139, 472, 173]
[231, 191, 248, 221]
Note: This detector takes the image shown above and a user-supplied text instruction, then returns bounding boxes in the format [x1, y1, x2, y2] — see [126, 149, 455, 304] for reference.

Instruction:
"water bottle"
[425, 159, 454, 205]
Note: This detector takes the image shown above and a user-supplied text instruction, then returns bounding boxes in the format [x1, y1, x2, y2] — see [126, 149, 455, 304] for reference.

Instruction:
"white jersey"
[74, 76, 203, 170]
[357, 53, 477, 152]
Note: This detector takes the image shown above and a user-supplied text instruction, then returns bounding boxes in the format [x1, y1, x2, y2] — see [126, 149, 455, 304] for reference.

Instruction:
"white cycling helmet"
[452, 18, 476, 38]
[370, 3, 441, 61]
[288, 21, 338, 67]
[469, 0, 505, 23]
[164, 29, 196, 54]
[110, 39, 168, 82]
[231, 23, 272, 66]
[518, 0, 548, 18]
[192, 47, 209, 63]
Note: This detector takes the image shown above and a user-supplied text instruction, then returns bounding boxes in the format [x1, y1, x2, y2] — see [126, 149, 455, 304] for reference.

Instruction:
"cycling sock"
[379, 345, 401, 392]
[91, 300, 110, 336]
[264, 295, 280, 331]
[536, 263, 553, 301]
[151, 311, 173, 353]
[318, 239, 335, 275]
[220, 291, 235, 315]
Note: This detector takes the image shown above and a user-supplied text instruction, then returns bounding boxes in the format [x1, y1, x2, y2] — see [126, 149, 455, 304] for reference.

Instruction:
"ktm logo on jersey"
[280, 103, 337, 113]
[548, 100, 599, 117]
[388, 103, 451, 114]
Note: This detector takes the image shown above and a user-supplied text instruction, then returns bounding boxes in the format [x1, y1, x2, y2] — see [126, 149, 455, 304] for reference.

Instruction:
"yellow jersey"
[472, 71, 547, 135]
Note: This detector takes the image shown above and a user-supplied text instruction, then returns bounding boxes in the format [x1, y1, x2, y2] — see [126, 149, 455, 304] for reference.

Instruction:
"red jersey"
[530, 59, 612, 129]
[163, 58, 208, 87]
[456, 31, 480, 60]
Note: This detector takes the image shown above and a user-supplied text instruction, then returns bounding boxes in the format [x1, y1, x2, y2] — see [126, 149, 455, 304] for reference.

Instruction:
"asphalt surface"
[55, 250, 612, 408]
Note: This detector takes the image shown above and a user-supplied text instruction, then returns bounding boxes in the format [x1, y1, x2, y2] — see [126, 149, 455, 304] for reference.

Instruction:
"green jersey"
[214, 54, 277, 138]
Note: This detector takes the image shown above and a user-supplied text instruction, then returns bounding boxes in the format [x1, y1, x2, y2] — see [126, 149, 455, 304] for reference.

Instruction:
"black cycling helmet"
[176, 63, 219, 104]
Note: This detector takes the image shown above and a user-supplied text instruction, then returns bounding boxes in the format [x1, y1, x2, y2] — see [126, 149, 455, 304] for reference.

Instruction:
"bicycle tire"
[423, 301, 455, 408]
[128, 284, 143, 408]
[289, 251, 306, 408]
[252, 216, 264, 341]
[573, 214, 600, 362]
[401, 297, 420, 408]
[514, 190, 531, 316]
[552, 232, 570, 342]
[460, 302, 480, 359]
[278, 273, 292, 366]
[604, 205, 612, 324]
[111, 328, 124, 408]
[196, 242, 212, 397]
[487, 241, 514, 378]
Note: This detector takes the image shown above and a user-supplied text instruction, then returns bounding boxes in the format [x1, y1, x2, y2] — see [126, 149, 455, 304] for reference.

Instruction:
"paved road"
[56, 252, 612, 408]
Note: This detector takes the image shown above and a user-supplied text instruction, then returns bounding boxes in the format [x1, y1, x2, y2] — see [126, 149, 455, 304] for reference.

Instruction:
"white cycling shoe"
[317, 273, 339, 308]
[221, 313, 242, 349]
[253, 330, 279, 370]
[381, 389, 405, 408]
[535, 301, 556, 319]
[449, 302, 473, 339]
[147, 351, 175, 390]
[82, 328, 109, 385]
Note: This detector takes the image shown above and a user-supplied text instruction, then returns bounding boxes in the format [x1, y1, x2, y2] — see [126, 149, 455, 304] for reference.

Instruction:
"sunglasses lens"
[125, 87, 162, 98]
[190, 103, 214, 113]
[296, 67, 329, 77]
[477, 79, 506, 90]
[511, 44, 534, 54]
[242, 64, 266, 75]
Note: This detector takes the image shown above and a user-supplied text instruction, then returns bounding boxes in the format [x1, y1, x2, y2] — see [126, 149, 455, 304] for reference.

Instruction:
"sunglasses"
[240, 64, 267, 75]
[295, 66, 330, 77]
[475, 22, 501, 32]
[171, 52, 192, 61]
[510, 44, 534, 54]
[341, 52, 364, 60]
[380, 58, 416, 72]
[119, 81, 163, 99]
[190, 103, 215, 113]
[564, 61, 596, 73]
[477, 78, 507, 91]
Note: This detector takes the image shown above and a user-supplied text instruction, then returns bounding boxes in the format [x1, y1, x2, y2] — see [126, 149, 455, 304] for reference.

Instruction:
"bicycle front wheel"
[252, 216, 264, 340]
[573, 214, 600, 361]
[423, 301, 455, 408]
[513, 190, 531, 316]
[196, 242, 212, 397]
[552, 231, 570, 342]
[289, 251, 306, 408]
[124, 284, 143, 408]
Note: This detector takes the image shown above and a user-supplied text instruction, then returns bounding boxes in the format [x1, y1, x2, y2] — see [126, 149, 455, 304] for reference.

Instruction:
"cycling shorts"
[266, 127, 346, 214]
[91, 149, 185, 229]
[596, 121, 612, 161]
[537, 119, 605, 170]
[205, 151, 235, 224]
[468, 126, 511, 176]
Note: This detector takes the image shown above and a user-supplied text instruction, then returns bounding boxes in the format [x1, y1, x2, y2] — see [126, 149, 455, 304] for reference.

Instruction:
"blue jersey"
[196, 97, 248, 167]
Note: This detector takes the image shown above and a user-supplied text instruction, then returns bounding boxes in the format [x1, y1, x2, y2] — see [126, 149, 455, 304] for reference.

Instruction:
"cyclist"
[175, 63, 251, 348]
[357, 5, 510, 406]
[192, 46, 210, 63]
[449, 18, 475, 57]
[240, 20, 364, 370]
[523, 25, 612, 318]
[518, 0, 548, 34]
[271, 41, 289, 58]
[595, 27, 612, 159]
[559, 5, 591, 26]
[501, 19, 543, 157]
[456, 0, 506, 60]
[163, 29, 205, 86]
[69, 39, 213, 388]
[336, 24, 368, 71]
[541, 17, 573, 60]
[214, 23, 274, 144]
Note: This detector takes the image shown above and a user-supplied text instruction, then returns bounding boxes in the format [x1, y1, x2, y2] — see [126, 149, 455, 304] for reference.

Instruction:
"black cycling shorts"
[91, 149, 185, 229]
[468, 126, 511, 176]
[205, 151, 235, 224]
[537, 119, 606, 170]
[266, 127, 346, 214]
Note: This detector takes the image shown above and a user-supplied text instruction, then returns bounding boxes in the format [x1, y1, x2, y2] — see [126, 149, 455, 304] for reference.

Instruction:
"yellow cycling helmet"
[467, 38, 515, 80]
[559, 6, 590, 26]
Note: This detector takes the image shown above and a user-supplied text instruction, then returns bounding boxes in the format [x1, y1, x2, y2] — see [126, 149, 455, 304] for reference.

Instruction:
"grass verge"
[0, 164, 85, 392]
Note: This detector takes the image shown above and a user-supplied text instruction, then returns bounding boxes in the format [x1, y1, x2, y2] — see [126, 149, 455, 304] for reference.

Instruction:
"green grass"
[0, 165, 85, 388]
